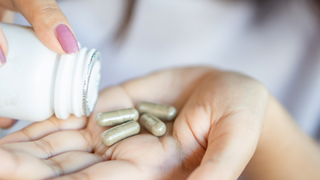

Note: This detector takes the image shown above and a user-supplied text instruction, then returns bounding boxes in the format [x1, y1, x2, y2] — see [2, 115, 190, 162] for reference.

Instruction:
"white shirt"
[2, 0, 320, 140]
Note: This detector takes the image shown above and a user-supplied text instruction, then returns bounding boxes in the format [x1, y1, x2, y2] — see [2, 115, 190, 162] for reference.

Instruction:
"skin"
[243, 95, 320, 180]
[0, 67, 270, 179]
[0, 0, 77, 128]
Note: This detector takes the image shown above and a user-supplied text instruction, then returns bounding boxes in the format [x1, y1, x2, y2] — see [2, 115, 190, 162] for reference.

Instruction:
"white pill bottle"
[0, 23, 101, 121]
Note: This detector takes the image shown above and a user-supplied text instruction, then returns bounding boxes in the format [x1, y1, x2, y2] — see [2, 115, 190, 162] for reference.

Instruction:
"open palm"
[0, 67, 268, 180]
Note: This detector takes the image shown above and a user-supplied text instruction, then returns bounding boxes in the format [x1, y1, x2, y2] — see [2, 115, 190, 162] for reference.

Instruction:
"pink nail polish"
[55, 24, 79, 54]
[0, 46, 6, 66]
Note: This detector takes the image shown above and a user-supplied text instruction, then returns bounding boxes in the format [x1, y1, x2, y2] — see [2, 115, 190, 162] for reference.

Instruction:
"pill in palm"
[96, 108, 139, 127]
[101, 121, 140, 146]
[140, 114, 166, 137]
[138, 102, 177, 121]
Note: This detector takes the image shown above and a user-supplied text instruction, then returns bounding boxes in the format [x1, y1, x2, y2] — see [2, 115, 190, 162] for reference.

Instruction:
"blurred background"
[4, 0, 320, 142]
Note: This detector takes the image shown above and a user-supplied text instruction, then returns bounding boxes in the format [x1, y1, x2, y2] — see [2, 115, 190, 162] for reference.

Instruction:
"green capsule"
[101, 121, 140, 146]
[96, 108, 139, 127]
[138, 102, 177, 121]
[140, 114, 166, 137]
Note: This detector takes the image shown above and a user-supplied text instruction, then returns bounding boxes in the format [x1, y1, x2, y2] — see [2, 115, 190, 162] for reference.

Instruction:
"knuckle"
[34, 138, 54, 158]
[49, 118, 61, 131]
[37, 2, 60, 15]
[27, 1, 63, 24]
[48, 158, 64, 176]
[79, 130, 93, 151]
[20, 128, 33, 140]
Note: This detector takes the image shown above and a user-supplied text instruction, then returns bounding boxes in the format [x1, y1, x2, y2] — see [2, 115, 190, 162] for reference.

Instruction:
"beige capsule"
[140, 114, 166, 137]
[138, 102, 177, 121]
[96, 108, 139, 127]
[101, 121, 140, 146]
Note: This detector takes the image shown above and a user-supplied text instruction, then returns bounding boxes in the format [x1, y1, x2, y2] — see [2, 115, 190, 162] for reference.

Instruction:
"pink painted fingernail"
[55, 24, 79, 54]
[0, 46, 6, 67]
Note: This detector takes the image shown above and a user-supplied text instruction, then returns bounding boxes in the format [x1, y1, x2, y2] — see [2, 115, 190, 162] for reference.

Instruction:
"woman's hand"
[0, 67, 269, 180]
[0, 0, 78, 128]
[0, 0, 78, 67]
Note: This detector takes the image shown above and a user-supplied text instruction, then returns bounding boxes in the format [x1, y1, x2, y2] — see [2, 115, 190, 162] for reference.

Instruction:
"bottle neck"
[54, 48, 101, 119]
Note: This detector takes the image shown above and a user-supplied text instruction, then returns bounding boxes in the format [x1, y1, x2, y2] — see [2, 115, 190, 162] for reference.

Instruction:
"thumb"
[0, 0, 79, 54]
[0, 25, 7, 66]
[0, 117, 16, 129]
[187, 112, 260, 180]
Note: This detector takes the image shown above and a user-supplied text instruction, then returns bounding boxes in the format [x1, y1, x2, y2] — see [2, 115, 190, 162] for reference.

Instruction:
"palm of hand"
[0, 67, 268, 180]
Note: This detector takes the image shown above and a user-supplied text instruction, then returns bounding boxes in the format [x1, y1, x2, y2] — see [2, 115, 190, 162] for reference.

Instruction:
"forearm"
[243, 96, 320, 180]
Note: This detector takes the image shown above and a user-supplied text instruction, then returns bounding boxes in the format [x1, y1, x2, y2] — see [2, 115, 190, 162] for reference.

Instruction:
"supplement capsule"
[96, 108, 139, 127]
[101, 121, 140, 146]
[140, 114, 166, 137]
[138, 101, 177, 121]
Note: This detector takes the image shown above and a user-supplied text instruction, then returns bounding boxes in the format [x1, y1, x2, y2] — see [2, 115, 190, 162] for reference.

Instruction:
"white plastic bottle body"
[0, 23, 58, 121]
[0, 23, 101, 121]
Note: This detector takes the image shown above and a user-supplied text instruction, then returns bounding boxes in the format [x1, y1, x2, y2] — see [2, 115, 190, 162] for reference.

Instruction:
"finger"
[180, 74, 269, 180]
[0, 0, 79, 54]
[0, 115, 86, 144]
[0, 147, 102, 179]
[44, 151, 103, 177]
[1, 130, 93, 159]
[173, 104, 253, 180]
[52, 161, 144, 180]
[0, 25, 8, 66]
[187, 112, 262, 180]
[0, 7, 14, 23]
[0, 147, 55, 179]
[0, 117, 16, 129]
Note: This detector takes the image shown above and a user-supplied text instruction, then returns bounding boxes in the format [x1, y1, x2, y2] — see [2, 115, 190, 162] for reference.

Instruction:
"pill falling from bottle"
[101, 121, 140, 146]
[138, 101, 177, 121]
[140, 114, 166, 137]
[96, 108, 139, 127]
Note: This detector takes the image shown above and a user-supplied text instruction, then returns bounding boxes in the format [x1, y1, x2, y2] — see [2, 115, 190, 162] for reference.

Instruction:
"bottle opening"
[83, 51, 101, 117]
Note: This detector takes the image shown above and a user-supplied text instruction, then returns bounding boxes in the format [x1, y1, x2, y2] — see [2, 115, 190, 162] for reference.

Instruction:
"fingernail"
[0, 46, 6, 67]
[55, 24, 79, 54]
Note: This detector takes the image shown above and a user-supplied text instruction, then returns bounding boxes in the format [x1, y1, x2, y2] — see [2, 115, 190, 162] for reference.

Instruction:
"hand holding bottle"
[0, 0, 79, 67]
[0, 0, 80, 128]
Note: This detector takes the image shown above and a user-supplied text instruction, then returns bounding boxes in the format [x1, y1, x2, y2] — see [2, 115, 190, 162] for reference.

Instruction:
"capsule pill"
[96, 108, 139, 127]
[140, 114, 166, 137]
[101, 121, 140, 146]
[138, 102, 177, 121]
